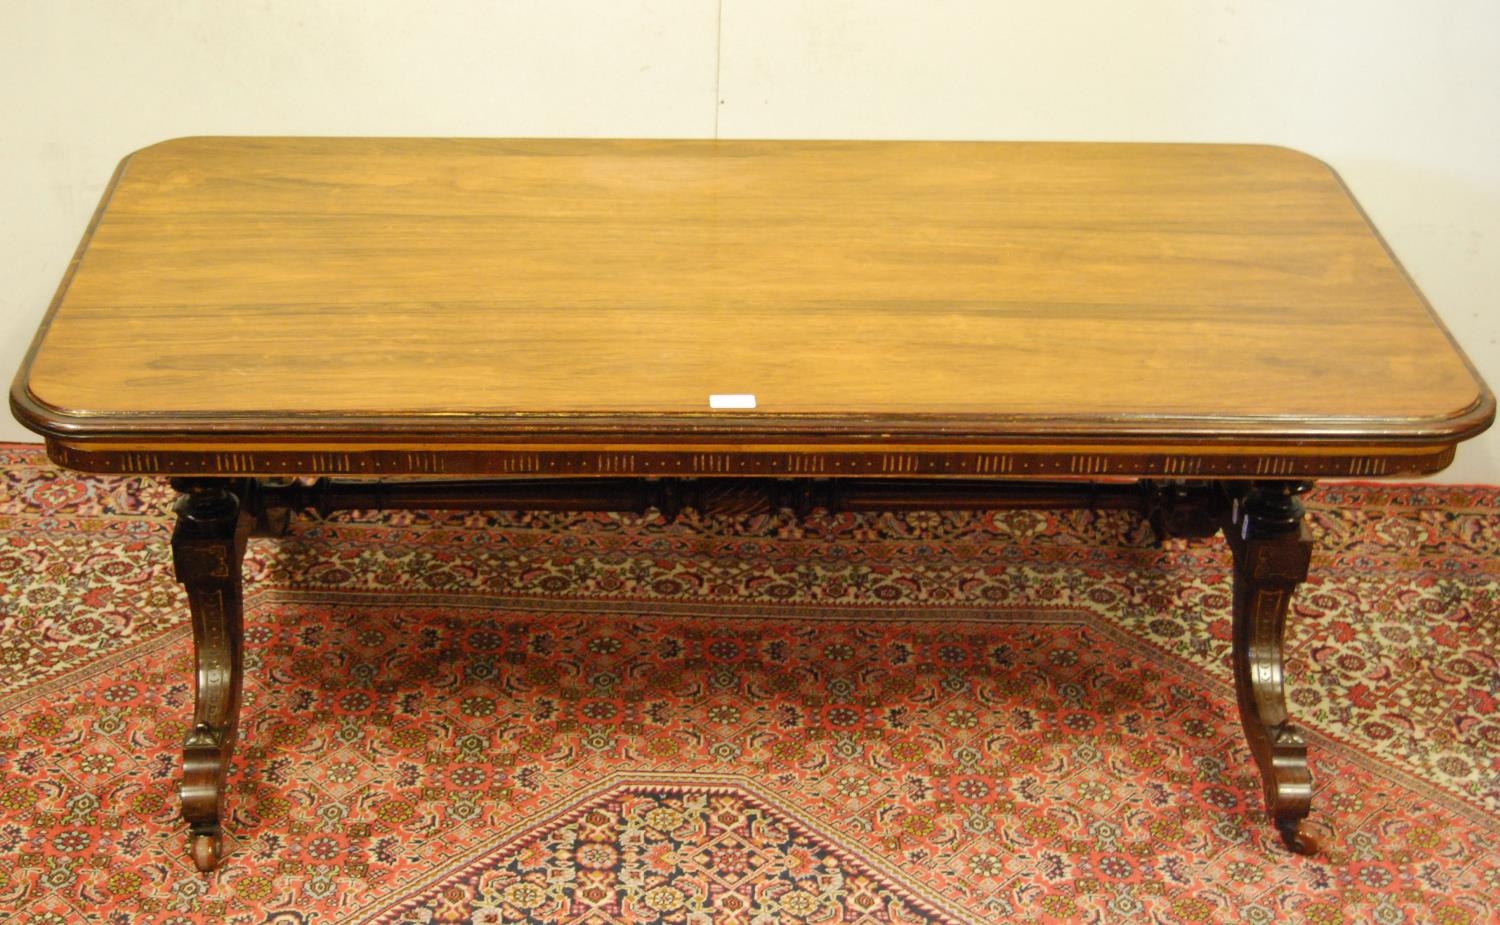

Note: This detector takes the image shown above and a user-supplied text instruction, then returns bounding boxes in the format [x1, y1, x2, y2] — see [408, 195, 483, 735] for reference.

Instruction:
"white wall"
[5, 0, 1497, 482]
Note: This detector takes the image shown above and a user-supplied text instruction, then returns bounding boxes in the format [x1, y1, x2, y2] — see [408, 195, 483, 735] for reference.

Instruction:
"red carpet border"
[0, 446, 1496, 923]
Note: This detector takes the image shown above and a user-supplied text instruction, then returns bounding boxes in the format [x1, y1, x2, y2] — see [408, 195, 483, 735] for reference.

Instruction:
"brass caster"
[191, 831, 223, 872]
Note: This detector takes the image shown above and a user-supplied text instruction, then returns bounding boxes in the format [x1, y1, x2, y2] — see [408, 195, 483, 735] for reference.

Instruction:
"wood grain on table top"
[13, 137, 1492, 451]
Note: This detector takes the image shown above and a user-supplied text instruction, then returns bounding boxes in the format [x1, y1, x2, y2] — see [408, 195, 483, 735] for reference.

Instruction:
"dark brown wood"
[266, 476, 1154, 521]
[1223, 481, 1317, 854]
[38, 440, 1463, 480]
[170, 478, 253, 873]
[1146, 480, 1229, 541]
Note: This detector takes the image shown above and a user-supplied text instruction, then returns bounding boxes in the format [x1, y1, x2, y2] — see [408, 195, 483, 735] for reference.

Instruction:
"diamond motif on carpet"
[371, 776, 967, 924]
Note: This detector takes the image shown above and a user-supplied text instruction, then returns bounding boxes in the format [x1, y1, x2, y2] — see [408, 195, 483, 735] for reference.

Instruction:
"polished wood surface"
[11, 138, 1492, 477]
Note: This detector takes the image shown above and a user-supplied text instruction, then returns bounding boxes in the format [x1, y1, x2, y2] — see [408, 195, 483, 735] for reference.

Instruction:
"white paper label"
[709, 394, 757, 409]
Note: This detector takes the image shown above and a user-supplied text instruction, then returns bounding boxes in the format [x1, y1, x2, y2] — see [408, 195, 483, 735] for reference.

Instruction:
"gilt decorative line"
[973, 455, 1013, 475]
[1162, 456, 1202, 475]
[691, 454, 732, 474]
[214, 452, 256, 473]
[1069, 455, 1108, 475]
[197, 590, 228, 723]
[404, 452, 446, 474]
[881, 454, 919, 474]
[595, 454, 637, 474]
[48, 445, 1461, 478]
[785, 455, 826, 474]
[498, 453, 539, 475]
[1250, 590, 1285, 686]
[1255, 457, 1296, 476]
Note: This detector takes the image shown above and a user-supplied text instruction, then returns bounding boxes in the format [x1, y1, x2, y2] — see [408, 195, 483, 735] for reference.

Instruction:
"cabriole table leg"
[1223, 480, 1317, 854]
[170, 479, 252, 872]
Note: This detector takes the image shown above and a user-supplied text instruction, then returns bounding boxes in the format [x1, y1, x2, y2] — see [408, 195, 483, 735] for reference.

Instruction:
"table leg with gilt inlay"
[1224, 481, 1317, 855]
[170, 479, 253, 872]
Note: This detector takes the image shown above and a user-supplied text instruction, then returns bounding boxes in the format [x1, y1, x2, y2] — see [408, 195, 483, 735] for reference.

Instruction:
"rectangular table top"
[11, 137, 1491, 479]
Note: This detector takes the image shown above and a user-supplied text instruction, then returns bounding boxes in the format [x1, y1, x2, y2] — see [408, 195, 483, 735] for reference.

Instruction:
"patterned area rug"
[0, 444, 1496, 924]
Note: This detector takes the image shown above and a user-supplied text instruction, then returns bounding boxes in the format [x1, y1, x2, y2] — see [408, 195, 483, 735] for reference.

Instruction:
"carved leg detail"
[1224, 481, 1318, 855]
[1142, 480, 1226, 543]
[171, 480, 253, 872]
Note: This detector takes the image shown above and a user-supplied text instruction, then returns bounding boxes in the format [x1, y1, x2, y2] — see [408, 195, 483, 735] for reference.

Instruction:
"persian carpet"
[0, 444, 1496, 924]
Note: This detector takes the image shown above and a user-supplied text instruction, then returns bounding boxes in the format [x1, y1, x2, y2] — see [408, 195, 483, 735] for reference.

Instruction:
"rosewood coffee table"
[11, 138, 1491, 871]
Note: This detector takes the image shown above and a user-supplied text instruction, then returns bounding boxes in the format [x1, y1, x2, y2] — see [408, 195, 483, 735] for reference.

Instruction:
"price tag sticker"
[709, 394, 757, 409]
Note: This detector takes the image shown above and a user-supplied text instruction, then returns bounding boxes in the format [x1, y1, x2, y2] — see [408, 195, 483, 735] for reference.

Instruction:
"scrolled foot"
[180, 722, 231, 830]
[191, 830, 223, 872]
[1276, 817, 1319, 856]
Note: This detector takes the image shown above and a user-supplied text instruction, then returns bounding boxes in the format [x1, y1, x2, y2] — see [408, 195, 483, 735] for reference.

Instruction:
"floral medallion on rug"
[0, 445, 1496, 924]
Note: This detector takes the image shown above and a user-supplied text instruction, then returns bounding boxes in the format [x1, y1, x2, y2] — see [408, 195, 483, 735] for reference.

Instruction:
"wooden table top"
[12, 137, 1491, 478]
